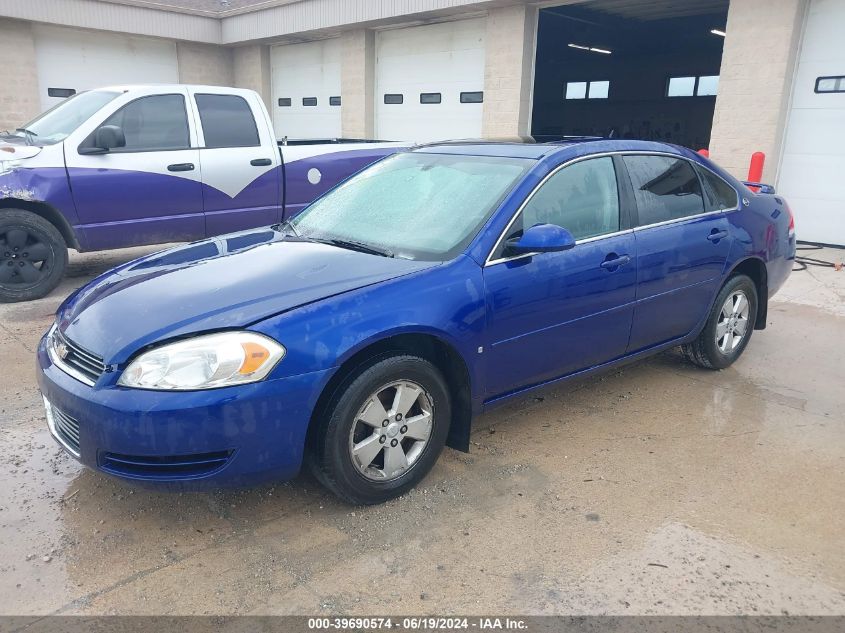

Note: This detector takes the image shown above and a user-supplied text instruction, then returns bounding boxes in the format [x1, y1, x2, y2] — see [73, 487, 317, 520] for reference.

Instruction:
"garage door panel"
[778, 0, 845, 245]
[779, 155, 845, 200]
[781, 109, 845, 154]
[271, 39, 342, 140]
[376, 19, 486, 143]
[33, 25, 178, 111]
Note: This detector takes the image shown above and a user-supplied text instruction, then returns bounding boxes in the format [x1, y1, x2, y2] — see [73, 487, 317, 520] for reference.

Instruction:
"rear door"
[66, 87, 204, 250]
[482, 156, 637, 398]
[190, 89, 282, 236]
[622, 154, 735, 352]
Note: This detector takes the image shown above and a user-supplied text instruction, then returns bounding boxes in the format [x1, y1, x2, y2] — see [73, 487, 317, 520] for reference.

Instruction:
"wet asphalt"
[0, 245, 843, 615]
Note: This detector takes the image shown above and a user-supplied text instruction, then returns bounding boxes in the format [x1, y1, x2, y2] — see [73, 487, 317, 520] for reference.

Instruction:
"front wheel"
[309, 354, 451, 505]
[0, 210, 68, 303]
[683, 274, 758, 370]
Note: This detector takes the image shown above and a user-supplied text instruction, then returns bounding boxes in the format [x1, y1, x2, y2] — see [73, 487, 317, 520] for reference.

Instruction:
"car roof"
[412, 138, 690, 160]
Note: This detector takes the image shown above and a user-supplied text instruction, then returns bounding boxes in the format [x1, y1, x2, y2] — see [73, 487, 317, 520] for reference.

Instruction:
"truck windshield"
[290, 152, 532, 261]
[10, 90, 120, 145]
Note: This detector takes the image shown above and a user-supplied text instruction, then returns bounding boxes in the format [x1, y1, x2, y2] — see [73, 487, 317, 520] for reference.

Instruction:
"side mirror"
[79, 125, 126, 155]
[506, 223, 576, 255]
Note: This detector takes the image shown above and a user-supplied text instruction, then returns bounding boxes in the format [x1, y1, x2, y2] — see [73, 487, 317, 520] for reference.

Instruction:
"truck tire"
[0, 209, 68, 303]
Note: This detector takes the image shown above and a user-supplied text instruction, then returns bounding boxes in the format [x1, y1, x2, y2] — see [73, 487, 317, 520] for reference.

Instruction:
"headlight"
[118, 332, 285, 391]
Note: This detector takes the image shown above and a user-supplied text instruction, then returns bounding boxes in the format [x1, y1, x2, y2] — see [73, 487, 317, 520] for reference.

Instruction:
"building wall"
[482, 4, 537, 139]
[0, 18, 41, 130]
[340, 29, 375, 139]
[708, 0, 808, 181]
[233, 44, 272, 112]
[176, 42, 234, 86]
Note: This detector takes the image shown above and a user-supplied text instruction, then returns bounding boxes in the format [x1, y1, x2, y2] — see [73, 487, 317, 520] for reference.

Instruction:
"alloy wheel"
[348, 380, 434, 481]
[715, 290, 750, 354]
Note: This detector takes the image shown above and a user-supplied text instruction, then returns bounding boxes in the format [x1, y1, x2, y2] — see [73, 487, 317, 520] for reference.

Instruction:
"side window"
[623, 155, 705, 225]
[195, 94, 260, 149]
[100, 94, 189, 152]
[502, 157, 620, 253]
[697, 166, 739, 211]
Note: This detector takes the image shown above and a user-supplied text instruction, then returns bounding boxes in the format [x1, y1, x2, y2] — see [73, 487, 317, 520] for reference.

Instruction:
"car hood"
[0, 140, 42, 158]
[57, 228, 437, 363]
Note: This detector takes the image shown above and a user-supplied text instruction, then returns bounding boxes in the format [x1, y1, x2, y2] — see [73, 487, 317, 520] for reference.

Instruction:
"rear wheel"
[309, 354, 451, 505]
[0, 210, 67, 303]
[683, 274, 758, 370]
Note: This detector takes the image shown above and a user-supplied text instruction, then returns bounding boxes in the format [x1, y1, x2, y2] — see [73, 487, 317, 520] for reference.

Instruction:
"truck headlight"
[118, 332, 285, 391]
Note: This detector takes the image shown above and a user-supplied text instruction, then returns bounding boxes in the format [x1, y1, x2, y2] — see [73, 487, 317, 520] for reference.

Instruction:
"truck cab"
[0, 84, 403, 302]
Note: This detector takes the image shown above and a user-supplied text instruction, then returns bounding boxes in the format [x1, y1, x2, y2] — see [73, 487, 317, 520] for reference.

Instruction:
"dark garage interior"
[532, 0, 729, 150]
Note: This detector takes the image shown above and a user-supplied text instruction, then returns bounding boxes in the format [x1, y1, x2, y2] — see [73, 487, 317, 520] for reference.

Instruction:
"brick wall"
[709, 0, 807, 182]
[482, 5, 537, 140]
[233, 44, 272, 112]
[176, 42, 234, 86]
[0, 18, 41, 131]
[340, 29, 375, 139]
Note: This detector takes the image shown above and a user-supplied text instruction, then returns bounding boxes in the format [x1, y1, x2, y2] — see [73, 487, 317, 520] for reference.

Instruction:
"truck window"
[100, 94, 190, 152]
[195, 94, 260, 149]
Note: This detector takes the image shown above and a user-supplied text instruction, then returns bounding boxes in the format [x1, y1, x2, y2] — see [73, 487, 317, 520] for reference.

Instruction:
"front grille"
[53, 406, 81, 455]
[54, 329, 106, 384]
[99, 450, 234, 480]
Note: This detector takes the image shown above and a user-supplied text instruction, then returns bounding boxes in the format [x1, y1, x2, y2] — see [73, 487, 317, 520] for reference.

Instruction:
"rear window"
[623, 155, 705, 225]
[195, 94, 260, 149]
[697, 166, 739, 211]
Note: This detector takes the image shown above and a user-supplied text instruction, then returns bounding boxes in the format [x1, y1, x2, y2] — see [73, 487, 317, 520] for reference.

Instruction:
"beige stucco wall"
[176, 42, 234, 87]
[233, 44, 272, 113]
[0, 18, 41, 131]
[709, 0, 808, 182]
[482, 4, 537, 139]
[340, 29, 375, 139]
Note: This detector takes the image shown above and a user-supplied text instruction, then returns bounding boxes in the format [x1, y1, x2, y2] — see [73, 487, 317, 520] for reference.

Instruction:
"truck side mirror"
[79, 125, 126, 155]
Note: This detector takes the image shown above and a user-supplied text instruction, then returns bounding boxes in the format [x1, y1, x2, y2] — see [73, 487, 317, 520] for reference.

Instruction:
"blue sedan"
[37, 139, 796, 504]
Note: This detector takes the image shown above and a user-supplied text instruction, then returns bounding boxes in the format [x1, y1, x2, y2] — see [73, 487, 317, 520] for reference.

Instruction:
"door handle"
[167, 163, 195, 172]
[707, 229, 729, 242]
[250, 158, 272, 167]
[600, 254, 631, 270]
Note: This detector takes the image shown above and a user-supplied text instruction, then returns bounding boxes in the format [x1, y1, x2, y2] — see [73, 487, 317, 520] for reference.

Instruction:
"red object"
[698, 149, 710, 157]
[748, 151, 765, 183]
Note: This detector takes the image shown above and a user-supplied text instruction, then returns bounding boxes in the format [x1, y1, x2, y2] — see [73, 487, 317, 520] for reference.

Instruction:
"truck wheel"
[309, 354, 451, 505]
[682, 274, 758, 370]
[0, 209, 68, 303]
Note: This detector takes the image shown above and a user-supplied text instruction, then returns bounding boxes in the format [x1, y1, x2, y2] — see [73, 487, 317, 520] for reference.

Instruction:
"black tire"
[0, 209, 67, 303]
[309, 354, 451, 505]
[683, 274, 758, 370]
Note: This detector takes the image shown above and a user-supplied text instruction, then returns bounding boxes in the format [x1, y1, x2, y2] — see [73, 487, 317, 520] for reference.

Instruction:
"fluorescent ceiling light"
[568, 43, 612, 54]
[711, 29, 726, 37]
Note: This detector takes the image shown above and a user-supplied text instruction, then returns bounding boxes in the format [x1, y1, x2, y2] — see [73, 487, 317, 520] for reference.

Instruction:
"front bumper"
[36, 334, 332, 488]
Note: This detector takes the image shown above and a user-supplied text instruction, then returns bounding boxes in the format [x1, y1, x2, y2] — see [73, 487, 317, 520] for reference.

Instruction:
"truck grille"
[52, 329, 106, 385]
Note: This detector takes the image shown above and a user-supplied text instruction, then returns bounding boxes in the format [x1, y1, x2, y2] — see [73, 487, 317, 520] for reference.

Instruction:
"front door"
[66, 90, 204, 251]
[482, 156, 637, 399]
[621, 154, 735, 352]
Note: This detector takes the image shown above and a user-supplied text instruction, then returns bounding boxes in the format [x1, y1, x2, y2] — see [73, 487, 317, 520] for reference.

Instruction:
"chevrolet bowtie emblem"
[55, 341, 69, 360]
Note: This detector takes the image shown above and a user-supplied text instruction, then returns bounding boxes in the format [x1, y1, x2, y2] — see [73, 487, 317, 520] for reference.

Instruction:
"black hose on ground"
[793, 243, 844, 272]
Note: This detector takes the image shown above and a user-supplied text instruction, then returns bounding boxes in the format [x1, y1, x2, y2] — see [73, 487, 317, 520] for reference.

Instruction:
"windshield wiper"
[275, 218, 300, 237]
[317, 238, 394, 258]
[15, 128, 37, 145]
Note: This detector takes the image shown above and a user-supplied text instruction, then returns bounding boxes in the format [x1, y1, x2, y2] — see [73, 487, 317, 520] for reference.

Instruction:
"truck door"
[65, 89, 204, 251]
[190, 89, 282, 236]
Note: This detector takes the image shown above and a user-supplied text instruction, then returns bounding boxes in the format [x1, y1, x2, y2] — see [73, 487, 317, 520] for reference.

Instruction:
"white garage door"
[376, 19, 486, 143]
[271, 39, 342, 140]
[778, 0, 845, 245]
[33, 25, 178, 112]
